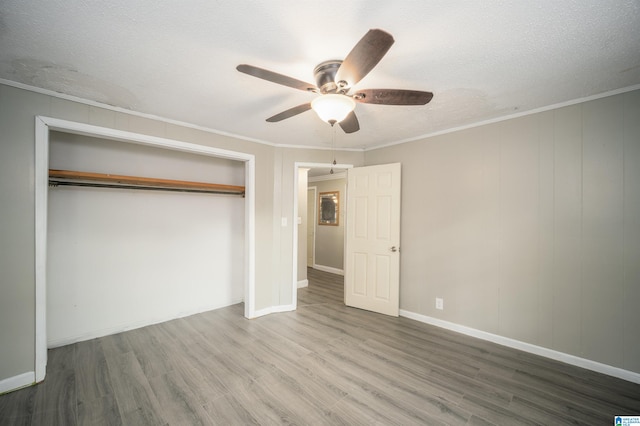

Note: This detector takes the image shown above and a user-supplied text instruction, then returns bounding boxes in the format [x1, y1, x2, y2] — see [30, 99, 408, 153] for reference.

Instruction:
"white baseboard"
[0, 371, 35, 395]
[297, 279, 309, 289]
[47, 298, 244, 348]
[399, 309, 640, 385]
[313, 264, 344, 276]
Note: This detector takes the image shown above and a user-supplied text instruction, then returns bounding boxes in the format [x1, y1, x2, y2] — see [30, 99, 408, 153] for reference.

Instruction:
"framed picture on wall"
[318, 191, 339, 226]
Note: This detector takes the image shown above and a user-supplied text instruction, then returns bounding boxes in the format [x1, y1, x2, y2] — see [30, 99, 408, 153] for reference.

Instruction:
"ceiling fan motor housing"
[313, 60, 343, 94]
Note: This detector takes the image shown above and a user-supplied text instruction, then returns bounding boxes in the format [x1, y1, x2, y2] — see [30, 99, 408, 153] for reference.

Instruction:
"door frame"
[35, 116, 256, 382]
[292, 162, 352, 308]
[307, 186, 317, 268]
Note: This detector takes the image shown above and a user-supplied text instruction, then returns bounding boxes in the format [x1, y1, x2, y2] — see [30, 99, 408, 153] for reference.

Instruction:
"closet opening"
[34, 116, 256, 383]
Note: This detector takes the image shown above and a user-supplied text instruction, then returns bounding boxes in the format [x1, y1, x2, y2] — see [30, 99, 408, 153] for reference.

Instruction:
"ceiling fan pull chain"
[330, 125, 336, 174]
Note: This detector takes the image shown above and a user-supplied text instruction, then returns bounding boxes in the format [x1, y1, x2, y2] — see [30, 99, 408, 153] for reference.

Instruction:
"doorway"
[292, 162, 352, 308]
[294, 162, 402, 318]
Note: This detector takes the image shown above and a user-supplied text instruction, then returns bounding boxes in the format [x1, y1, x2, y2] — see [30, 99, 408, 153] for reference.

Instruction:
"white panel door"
[345, 163, 401, 316]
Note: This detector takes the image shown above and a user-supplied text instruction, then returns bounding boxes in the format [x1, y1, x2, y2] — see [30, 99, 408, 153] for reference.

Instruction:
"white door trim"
[292, 162, 353, 308]
[307, 186, 317, 268]
[34, 116, 256, 383]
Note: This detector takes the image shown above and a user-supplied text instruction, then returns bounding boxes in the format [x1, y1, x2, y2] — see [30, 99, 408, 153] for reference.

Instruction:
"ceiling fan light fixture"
[311, 94, 355, 124]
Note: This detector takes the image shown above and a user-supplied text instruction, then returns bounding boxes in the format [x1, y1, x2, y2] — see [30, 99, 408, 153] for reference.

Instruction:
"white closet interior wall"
[46, 132, 245, 347]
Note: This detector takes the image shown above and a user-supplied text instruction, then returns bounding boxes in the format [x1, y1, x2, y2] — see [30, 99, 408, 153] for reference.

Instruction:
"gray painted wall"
[0, 86, 47, 384]
[365, 89, 640, 374]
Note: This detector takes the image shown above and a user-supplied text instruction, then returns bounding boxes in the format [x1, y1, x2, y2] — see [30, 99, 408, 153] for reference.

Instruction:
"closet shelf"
[48, 169, 245, 196]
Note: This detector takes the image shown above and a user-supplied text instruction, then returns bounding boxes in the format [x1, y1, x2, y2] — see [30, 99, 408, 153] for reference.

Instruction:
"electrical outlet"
[435, 297, 444, 310]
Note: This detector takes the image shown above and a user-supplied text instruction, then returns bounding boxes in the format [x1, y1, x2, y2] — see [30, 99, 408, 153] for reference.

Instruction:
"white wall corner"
[297, 279, 309, 289]
[35, 360, 47, 383]
[250, 304, 296, 319]
[399, 309, 640, 385]
[0, 371, 35, 395]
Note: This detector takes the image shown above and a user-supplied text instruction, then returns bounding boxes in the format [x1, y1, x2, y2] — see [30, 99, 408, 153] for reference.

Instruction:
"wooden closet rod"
[49, 169, 245, 196]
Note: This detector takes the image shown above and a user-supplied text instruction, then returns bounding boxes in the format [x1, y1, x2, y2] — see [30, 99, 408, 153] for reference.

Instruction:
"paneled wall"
[365, 90, 640, 374]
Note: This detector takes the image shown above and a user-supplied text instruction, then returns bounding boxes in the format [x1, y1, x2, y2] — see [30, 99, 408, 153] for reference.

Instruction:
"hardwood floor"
[1, 267, 639, 425]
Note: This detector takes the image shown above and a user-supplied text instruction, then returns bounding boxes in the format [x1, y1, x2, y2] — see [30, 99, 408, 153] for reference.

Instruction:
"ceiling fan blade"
[266, 103, 312, 122]
[353, 89, 434, 105]
[335, 29, 395, 87]
[237, 64, 317, 92]
[338, 111, 360, 133]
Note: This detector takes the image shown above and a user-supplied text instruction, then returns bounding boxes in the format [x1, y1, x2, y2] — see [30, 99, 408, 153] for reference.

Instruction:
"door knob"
[390, 246, 398, 252]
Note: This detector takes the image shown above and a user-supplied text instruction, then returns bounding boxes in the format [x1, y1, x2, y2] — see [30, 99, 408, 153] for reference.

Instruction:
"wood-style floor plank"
[1, 267, 639, 425]
[77, 394, 121, 426]
[29, 366, 77, 426]
[105, 351, 166, 425]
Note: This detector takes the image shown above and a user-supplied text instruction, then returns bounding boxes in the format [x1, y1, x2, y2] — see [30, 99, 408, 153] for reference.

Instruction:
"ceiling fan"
[236, 29, 434, 134]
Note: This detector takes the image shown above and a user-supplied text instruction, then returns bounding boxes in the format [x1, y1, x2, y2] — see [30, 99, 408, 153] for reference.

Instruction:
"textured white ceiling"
[1, 0, 639, 149]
